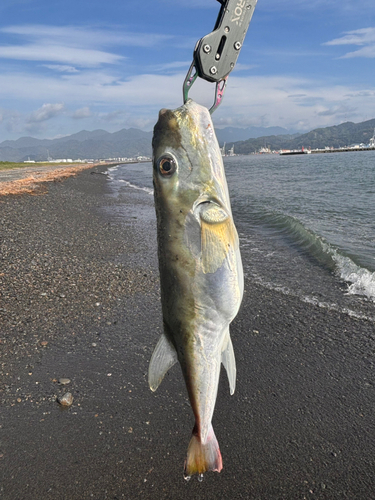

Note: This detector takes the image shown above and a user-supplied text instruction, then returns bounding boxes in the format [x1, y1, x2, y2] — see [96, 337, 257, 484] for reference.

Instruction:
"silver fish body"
[149, 99, 244, 477]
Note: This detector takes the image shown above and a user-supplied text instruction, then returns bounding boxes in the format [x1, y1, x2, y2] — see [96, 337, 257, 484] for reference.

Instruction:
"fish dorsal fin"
[221, 332, 236, 395]
[199, 203, 237, 274]
[148, 331, 178, 392]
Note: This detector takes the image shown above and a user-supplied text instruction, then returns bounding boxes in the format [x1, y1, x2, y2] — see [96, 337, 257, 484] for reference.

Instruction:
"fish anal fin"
[221, 333, 236, 395]
[148, 331, 178, 392]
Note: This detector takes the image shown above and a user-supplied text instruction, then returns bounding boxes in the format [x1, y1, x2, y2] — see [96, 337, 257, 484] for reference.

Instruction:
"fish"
[149, 98, 244, 479]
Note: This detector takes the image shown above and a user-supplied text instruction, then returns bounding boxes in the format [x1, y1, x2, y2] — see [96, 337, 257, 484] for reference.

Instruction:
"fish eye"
[158, 155, 176, 177]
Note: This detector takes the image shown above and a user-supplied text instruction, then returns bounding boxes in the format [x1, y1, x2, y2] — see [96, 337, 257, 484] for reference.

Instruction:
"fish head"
[152, 100, 240, 277]
[152, 99, 230, 214]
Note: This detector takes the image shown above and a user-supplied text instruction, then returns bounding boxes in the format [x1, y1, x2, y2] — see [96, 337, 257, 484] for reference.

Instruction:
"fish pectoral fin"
[184, 211, 201, 257]
[221, 333, 236, 395]
[199, 204, 238, 274]
[148, 331, 178, 392]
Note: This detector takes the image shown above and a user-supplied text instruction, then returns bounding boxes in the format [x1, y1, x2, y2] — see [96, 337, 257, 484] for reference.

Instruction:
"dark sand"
[1, 167, 374, 499]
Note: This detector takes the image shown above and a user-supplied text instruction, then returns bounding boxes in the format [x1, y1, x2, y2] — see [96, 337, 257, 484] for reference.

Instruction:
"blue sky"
[0, 0, 374, 140]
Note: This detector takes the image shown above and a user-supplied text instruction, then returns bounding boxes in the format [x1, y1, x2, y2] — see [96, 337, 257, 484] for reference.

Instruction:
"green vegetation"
[0, 161, 48, 171]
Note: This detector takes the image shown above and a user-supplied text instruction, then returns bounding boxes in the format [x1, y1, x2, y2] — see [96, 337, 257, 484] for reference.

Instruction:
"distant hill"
[0, 129, 153, 162]
[1, 118, 374, 161]
[229, 118, 375, 154]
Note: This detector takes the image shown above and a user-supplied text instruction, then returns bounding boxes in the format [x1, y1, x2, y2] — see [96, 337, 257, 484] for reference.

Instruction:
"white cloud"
[28, 103, 65, 123]
[317, 104, 356, 117]
[2, 25, 172, 48]
[325, 27, 375, 46]
[0, 109, 22, 134]
[212, 75, 375, 131]
[43, 65, 80, 73]
[261, 0, 374, 11]
[345, 90, 375, 98]
[165, 0, 374, 16]
[151, 61, 191, 72]
[0, 24, 173, 68]
[324, 27, 375, 58]
[0, 44, 123, 67]
[232, 63, 257, 72]
[99, 110, 126, 122]
[0, 69, 182, 106]
[1, 66, 373, 133]
[341, 46, 375, 59]
[0, 58, 374, 137]
[72, 107, 91, 119]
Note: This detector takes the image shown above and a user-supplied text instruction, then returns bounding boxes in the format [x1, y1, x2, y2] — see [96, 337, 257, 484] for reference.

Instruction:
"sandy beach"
[1, 166, 374, 499]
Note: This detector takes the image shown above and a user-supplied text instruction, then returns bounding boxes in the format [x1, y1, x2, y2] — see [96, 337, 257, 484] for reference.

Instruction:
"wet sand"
[1, 167, 375, 499]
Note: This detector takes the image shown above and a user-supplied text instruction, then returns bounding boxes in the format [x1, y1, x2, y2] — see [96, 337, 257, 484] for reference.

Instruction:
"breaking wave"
[246, 209, 375, 303]
[330, 250, 375, 301]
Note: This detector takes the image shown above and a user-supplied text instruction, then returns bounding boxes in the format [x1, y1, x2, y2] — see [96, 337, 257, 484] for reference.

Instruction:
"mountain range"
[0, 119, 374, 162]
[228, 118, 375, 154]
[0, 129, 153, 162]
[0, 125, 290, 162]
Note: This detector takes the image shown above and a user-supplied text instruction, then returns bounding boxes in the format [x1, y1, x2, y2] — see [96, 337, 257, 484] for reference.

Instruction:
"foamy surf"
[334, 255, 375, 301]
[107, 165, 154, 195]
[117, 179, 153, 195]
[252, 210, 375, 303]
[247, 274, 375, 323]
[321, 241, 375, 302]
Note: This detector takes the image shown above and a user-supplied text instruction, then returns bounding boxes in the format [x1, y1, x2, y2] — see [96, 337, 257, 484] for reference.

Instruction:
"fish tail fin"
[184, 424, 223, 478]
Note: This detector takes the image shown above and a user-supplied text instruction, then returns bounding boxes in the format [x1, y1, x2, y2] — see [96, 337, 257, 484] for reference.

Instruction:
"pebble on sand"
[57, 393, 74, 407]
[58, 378, 71, 385]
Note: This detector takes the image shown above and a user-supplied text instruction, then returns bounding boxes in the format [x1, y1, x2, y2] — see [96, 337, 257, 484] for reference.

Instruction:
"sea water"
[107, 150, 375, 322]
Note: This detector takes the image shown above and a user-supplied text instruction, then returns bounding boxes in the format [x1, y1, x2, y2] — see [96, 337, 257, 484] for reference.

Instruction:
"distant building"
[48, 158, 74, 163]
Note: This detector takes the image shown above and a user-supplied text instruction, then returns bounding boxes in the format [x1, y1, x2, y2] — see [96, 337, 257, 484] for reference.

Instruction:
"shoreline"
[0, 162, 122, 196]
[1, 167, 375, 498]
